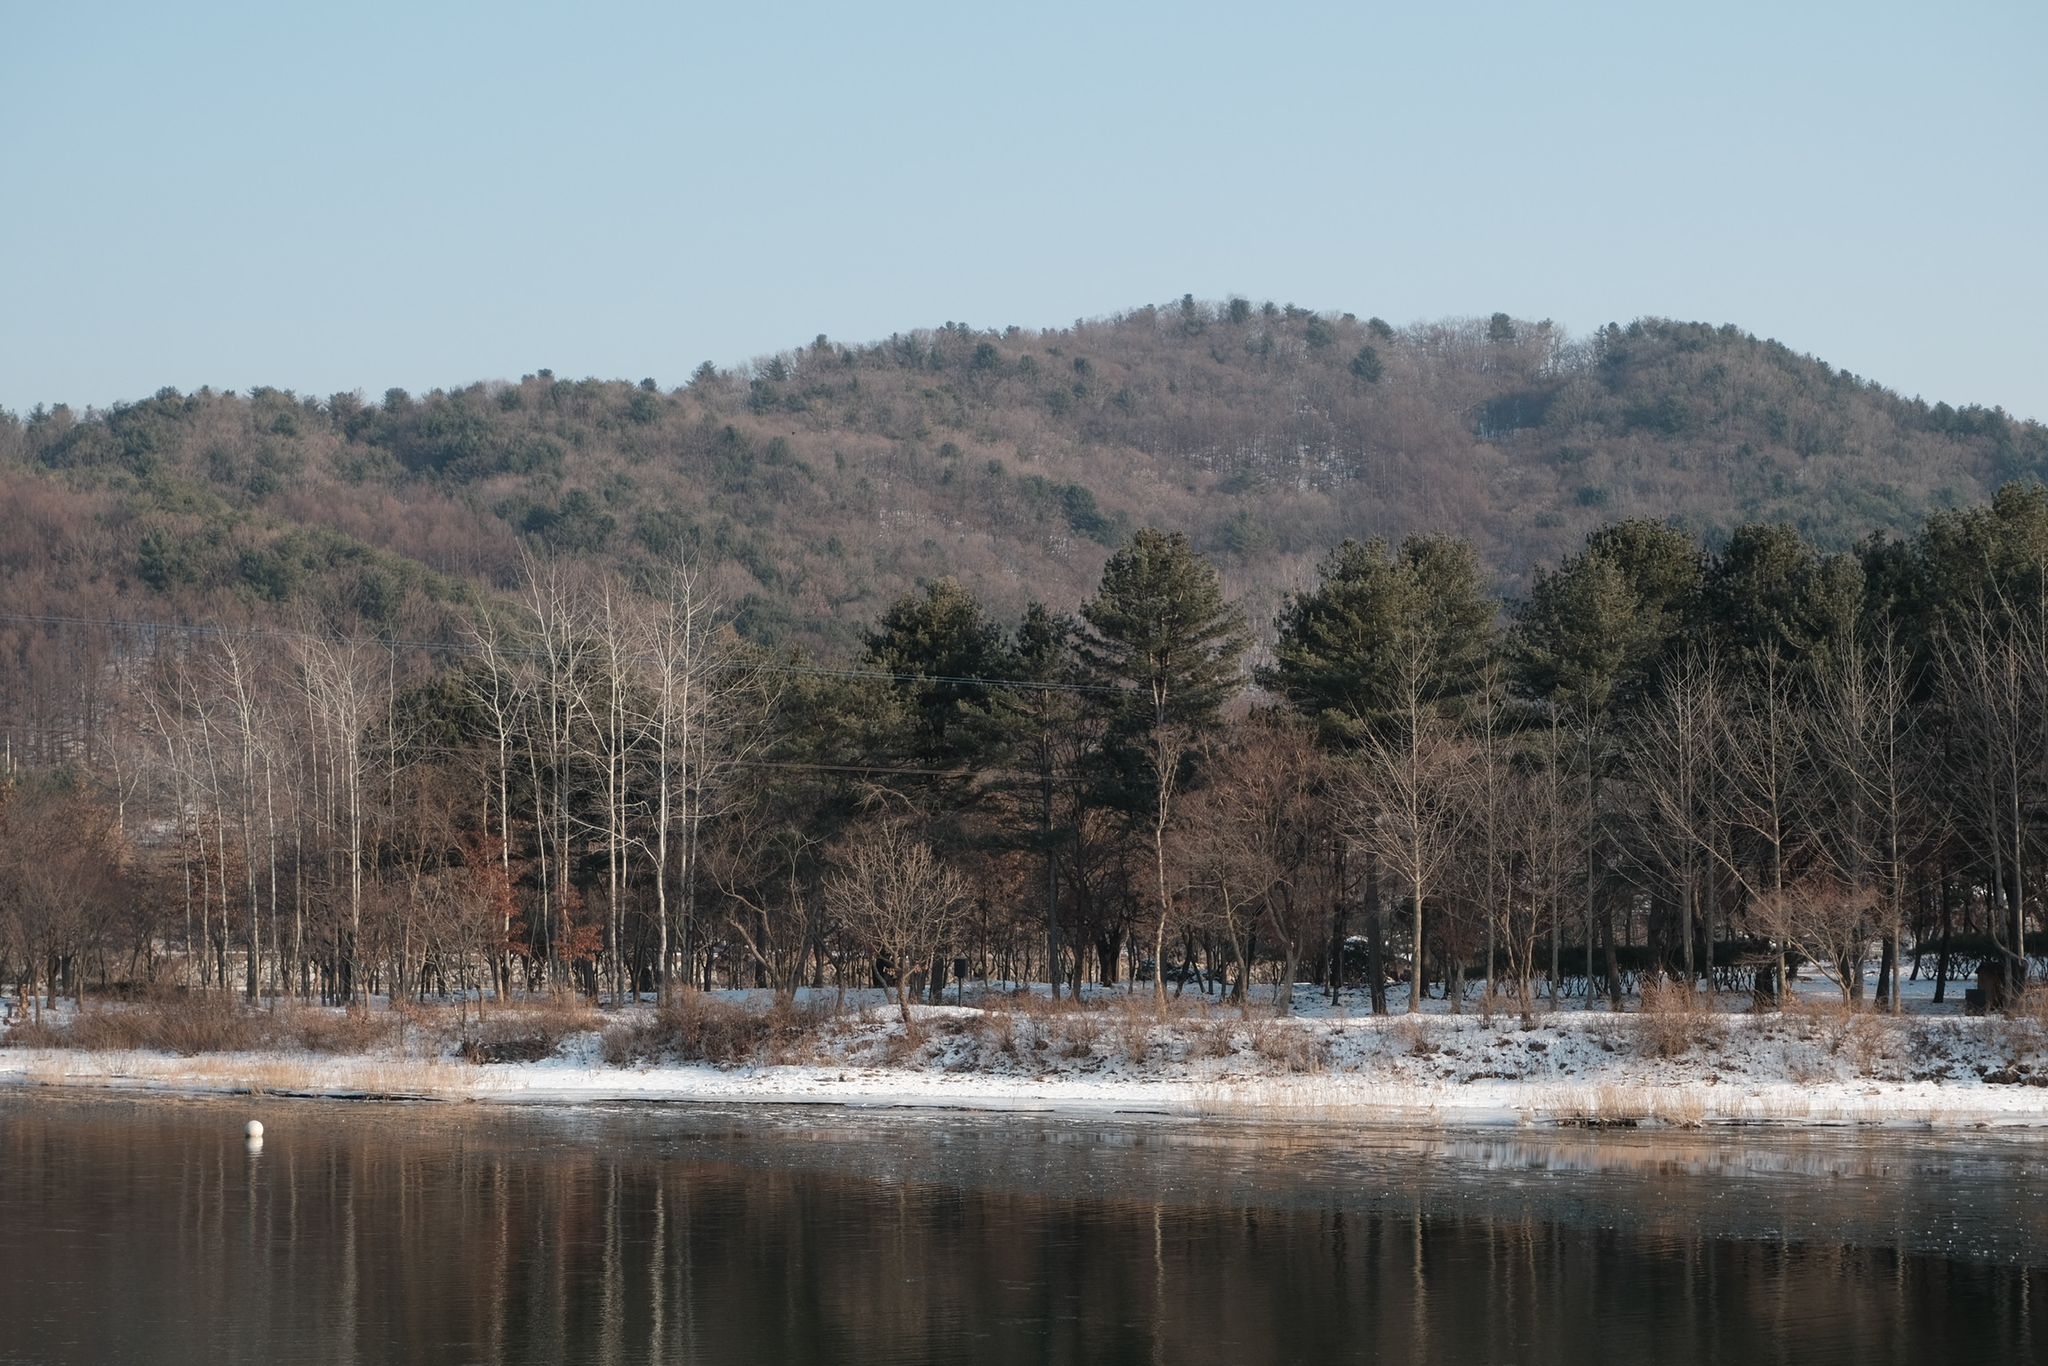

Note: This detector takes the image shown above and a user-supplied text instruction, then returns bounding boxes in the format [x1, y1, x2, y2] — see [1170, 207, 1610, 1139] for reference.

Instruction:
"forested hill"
[2, 300, 2042, 649]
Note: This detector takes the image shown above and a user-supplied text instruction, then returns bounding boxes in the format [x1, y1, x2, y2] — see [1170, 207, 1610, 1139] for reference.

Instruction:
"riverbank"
[7, 989, 2048, 1128]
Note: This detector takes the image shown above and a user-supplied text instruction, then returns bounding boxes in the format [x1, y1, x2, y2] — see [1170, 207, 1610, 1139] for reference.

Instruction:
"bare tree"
[1495, 728, 1584, 1024]
[1754, 879, 1881, 1004]
[573, 576, 637, 1001]
[463, 606, 529, 1001]
[518, 556, 592, 994]
[1343, 627, 1471, 1014]
[1145, 722, 1193, 1017]
[707, 813, 824, 999]
[1468, 659, 1510, 1018]
[1624, 651, 1723, 989]
[633, 567, 751, 1001]
[1712, 646, 1804, 1007]
[1346, 717, 1470, 1014]
[0, 780, 127, 1019]
[1174, 717, 1317, 1015]
[293, 631, 387, 1002]
[1937, 606, 2033, 988]
[1809, 623, 1919, 1009]
[825, 812, 968, 1030]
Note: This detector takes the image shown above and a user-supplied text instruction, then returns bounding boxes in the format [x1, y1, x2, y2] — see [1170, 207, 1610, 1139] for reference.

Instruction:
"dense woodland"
[6, 301, 2048, 1026]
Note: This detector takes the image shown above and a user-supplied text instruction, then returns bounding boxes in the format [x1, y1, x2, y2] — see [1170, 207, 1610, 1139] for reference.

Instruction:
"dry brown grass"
[1987, 986, 2048, 1070]
[974, 1008, 1022, 1058]
[1247, 1019, 1331, 1073]
[1636, 980, 1715, 1059]
[461, 998, 602, 1063]
[1000, 991, 1087, 1017]
[1393, 1016, 1437, 1057]
[1052, 1013, 1104, 1059]
[1187, 1021, 1234, 1059]
[600, 993, 831, 1068]
[283, 1005, 404, 1054]
[1766, 996, 1904, 1077]
[2, 993, 417, 1056]
[1107, 997, 1158, 1062]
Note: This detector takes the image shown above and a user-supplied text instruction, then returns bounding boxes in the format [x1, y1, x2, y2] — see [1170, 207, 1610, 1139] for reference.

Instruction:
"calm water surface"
[0, 1095, 2042, 1365]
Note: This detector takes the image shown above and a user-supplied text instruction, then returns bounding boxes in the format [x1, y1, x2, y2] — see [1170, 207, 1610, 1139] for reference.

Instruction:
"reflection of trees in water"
[0, 1101, 2042, 1365]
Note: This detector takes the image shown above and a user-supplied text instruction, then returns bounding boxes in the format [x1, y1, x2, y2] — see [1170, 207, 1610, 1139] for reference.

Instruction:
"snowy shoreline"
[9, 995, 2048, 1131]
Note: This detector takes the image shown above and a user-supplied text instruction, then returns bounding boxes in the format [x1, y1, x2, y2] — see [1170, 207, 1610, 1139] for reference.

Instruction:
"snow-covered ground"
[5, 973, 2048, 1129]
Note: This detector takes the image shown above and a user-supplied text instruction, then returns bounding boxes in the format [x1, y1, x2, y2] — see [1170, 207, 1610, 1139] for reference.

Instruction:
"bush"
[5, 993, 443, 1056]
[1108, 998, 1155, 1063]
[5, 992, 267, 1055]
[461, 999, 600, 1064]
[1393, 1016, 1437, 1057]
[601, 994, 828, 1068]
[1052, 1013, 1104, 1059]
[282, 1004, 401, 1054]
[1989, 986, 2048, 1071]
[1636, 980, 1711, 1059]
[1184, 1021, 1231, 1059]
[973, 1008, 1021, 1058]
[1247, 1019, 1330, 1073]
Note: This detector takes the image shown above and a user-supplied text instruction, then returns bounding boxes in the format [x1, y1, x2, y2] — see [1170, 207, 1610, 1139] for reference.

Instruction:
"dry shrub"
[1108, 998, 1156, 1063]
[5, 992, 464, 1058]
[1834, 1011, 1900, 1077]
[1782, 995, 1897, 1074]
[975, 1008, 1022, 1058]
[1053, 1013, 1104, 1059]
[601, 993, 829, 1068]
[1004, 991, 1099, 1021]
[1393, 1016, 1436, 1057]
[464, 997, 601, 1064]
[1780, 992, 1853, 1040]
[1988, 986, 2048, 1069]
[1247, 1019, 1330, 1073]
[1636, 980, 1711, 1059]
[282, 1004, 401, 1055]
[0, 1015, 68, 1049]
[6, 992, 269, 1055]
[1187, 1021, 1234, 1059]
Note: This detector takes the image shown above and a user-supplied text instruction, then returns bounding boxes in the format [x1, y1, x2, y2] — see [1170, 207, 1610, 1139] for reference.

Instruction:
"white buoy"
[244, 1119, 265, 1139]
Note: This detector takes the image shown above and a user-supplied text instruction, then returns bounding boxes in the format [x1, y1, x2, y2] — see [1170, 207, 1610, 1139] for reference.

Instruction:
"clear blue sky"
[4, 1, 2042, 418]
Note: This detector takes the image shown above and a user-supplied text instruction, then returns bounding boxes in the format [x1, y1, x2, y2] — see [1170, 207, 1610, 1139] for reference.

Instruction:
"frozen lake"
[0, 1096, 2041, 1364]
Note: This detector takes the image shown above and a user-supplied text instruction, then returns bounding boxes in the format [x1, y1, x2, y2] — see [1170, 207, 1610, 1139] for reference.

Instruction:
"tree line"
[12, 483, 2048, 1022]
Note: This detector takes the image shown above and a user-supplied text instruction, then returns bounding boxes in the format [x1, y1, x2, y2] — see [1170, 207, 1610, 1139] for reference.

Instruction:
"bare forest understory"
[9, 980, 2048, 1130]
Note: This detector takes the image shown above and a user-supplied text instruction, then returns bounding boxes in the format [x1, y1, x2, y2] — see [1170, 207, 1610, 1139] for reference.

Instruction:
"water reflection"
[0, 1098, 2041, 1365]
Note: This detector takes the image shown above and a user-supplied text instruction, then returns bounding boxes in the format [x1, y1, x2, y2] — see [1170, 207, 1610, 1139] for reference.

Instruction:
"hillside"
[2, 300, 2042, 649]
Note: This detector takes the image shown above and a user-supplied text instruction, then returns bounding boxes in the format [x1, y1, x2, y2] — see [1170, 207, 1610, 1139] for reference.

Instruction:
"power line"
[0, 609, 1123, 696]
